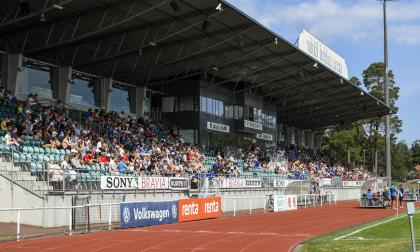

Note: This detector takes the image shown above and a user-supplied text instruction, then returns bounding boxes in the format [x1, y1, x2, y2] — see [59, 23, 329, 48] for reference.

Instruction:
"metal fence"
[0, 191, 336, 242]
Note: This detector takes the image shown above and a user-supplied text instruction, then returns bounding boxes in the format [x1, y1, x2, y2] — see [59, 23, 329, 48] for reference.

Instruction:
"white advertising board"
[244, 120, 262, 131]
[298, 29, 349, 79]
[207, 121, 229, 133]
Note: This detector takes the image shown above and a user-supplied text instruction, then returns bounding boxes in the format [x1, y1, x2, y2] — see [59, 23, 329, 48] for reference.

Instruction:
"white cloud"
[227, 0, 420, 45]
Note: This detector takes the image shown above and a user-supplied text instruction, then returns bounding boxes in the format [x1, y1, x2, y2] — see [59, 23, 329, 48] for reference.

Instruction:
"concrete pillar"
[51, 66, 72, 104]
[92, 77, 112, 111]
[297, 129, 304, 147]
[287, 126, 294, 145]
[101, 77, 113, 112]
[308, 132, 314, 149]
[314, 134, 322, 150]
[1, 53, 23, 96]
[128, 86, 147, 118]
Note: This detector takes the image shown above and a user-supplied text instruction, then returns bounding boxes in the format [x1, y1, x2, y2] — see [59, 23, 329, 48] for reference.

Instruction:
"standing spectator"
[389, 184, 397, 209]
[398, 184, 405, 209]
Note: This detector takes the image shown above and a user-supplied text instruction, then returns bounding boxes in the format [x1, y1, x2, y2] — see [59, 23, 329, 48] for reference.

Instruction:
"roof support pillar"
[297, 129, 304, 147]
[1, 53, 23, 97]
[313, 133, 322, 150]
[307, 131, 314, 149]
[286, 126, 294, 145]
[52, 66, 72, 104]
[94, 77, 114, 112]
[128, 86, 147, 119]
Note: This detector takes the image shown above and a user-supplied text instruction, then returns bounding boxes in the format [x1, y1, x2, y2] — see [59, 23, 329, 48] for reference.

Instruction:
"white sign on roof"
[298, 29, 349, 79]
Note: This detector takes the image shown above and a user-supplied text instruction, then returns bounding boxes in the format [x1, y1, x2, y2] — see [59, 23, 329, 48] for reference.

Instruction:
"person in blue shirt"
[367, 189, 373, 206]
[118, 158, 127, 174]
[389, 184, 397, 209]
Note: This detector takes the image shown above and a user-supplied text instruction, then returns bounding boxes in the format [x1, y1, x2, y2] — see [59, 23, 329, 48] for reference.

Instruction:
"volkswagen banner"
[120, 201, 178, 228]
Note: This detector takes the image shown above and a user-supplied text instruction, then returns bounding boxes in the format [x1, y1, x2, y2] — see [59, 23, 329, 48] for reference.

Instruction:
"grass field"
[300, 211, 420, 252]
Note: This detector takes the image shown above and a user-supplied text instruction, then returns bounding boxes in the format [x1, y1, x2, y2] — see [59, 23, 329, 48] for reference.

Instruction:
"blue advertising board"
[120, 201, 178, 228]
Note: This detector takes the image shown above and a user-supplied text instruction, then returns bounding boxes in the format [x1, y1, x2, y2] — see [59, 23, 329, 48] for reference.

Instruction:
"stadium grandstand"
[0, 0, 397, 246]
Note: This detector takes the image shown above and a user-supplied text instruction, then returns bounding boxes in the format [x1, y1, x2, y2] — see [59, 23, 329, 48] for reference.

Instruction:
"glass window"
[207, 98, 213, 114]
[219, 101, 224, 116]
[162, 97, 175, 112]
[200, 96, 207, 113]
[19, 66, 52, 99]
[69, 78, 95, 106]
[109, 85, 130, 113]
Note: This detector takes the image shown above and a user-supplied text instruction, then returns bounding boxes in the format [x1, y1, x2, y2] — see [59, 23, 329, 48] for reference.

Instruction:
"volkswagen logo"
[123, 207, 131, 223]
[171, 204, 177, 219]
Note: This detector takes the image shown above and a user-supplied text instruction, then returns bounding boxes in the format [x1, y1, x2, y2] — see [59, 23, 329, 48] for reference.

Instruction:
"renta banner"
[178, 197, 222, 222]
[120, 200, 178, 228]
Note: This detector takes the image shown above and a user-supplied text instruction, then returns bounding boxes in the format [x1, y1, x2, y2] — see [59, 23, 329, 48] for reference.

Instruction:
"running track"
[0, 202, 398, 252]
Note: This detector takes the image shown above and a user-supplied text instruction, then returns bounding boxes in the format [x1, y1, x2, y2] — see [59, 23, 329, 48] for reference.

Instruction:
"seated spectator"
[109, 156, 119, 175]
[49, 160, 63, 189]
[70, 153, 83, 170]
[118, 157, 127, 174]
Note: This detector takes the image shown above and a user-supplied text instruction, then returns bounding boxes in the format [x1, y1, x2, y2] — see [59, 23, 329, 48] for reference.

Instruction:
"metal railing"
[0, 146, 49, 198]
[0, 192, 336, 242]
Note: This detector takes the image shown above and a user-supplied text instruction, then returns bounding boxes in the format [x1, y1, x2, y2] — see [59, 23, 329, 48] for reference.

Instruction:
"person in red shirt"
[98, 153, 110, 165]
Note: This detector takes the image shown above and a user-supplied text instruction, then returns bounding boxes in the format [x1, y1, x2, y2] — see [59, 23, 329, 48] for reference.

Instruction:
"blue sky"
[228, 0, 420, 146]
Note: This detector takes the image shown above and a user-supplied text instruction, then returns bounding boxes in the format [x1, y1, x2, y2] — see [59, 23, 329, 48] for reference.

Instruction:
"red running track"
[0, 202, 398, 252]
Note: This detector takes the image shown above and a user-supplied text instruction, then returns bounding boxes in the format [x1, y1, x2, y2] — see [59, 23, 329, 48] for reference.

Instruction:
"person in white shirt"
[49, 160, 63, 189]
[109, 157, 119, 174]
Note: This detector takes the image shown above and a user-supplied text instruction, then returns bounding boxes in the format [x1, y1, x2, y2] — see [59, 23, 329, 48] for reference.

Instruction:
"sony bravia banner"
[101, 176, 188, 190]
[100, 176, 137, 190]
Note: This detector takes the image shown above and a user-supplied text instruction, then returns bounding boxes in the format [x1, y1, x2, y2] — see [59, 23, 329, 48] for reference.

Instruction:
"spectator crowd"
[0, 90, 373, 187]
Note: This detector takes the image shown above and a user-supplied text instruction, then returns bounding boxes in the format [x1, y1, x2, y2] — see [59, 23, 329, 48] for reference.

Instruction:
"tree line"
[321, 62, 419, 181]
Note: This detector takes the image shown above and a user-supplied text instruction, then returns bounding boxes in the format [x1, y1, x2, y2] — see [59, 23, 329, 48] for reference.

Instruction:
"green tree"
[362, 62, 402, 175]
[392, 141, 411, 181]
[411, 140, 420, 165]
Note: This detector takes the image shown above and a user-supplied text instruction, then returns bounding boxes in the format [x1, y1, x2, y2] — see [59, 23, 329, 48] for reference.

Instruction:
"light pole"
[380, 0, 398, 186]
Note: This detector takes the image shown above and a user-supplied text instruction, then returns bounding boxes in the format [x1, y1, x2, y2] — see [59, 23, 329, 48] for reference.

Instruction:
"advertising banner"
[273, 195, 285, 212]
[273, 195, 297, 212]
[137, 177, 169, 190]
[219, 178, 245, 189]
[120, 201, 178, 228]
[169, 177, 190, 190]
[219, 178, 262, 188]
[100, 176, 137, 190]
[342, 181, 363, 187]
[207, 121, 230, 133]
[244, 120, 263, 131]
[178, 197, 222, 222]
[244, 179, 262, 188]
[284, 195, 298, 211]
[273, 179, 289, 188]
[319, 178, 332, 187]
[298, 29, 349, 79]
[256, 133, 273, 141]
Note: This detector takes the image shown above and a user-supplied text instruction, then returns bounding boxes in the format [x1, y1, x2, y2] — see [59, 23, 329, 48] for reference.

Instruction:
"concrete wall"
[0, 175, 361, 228]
